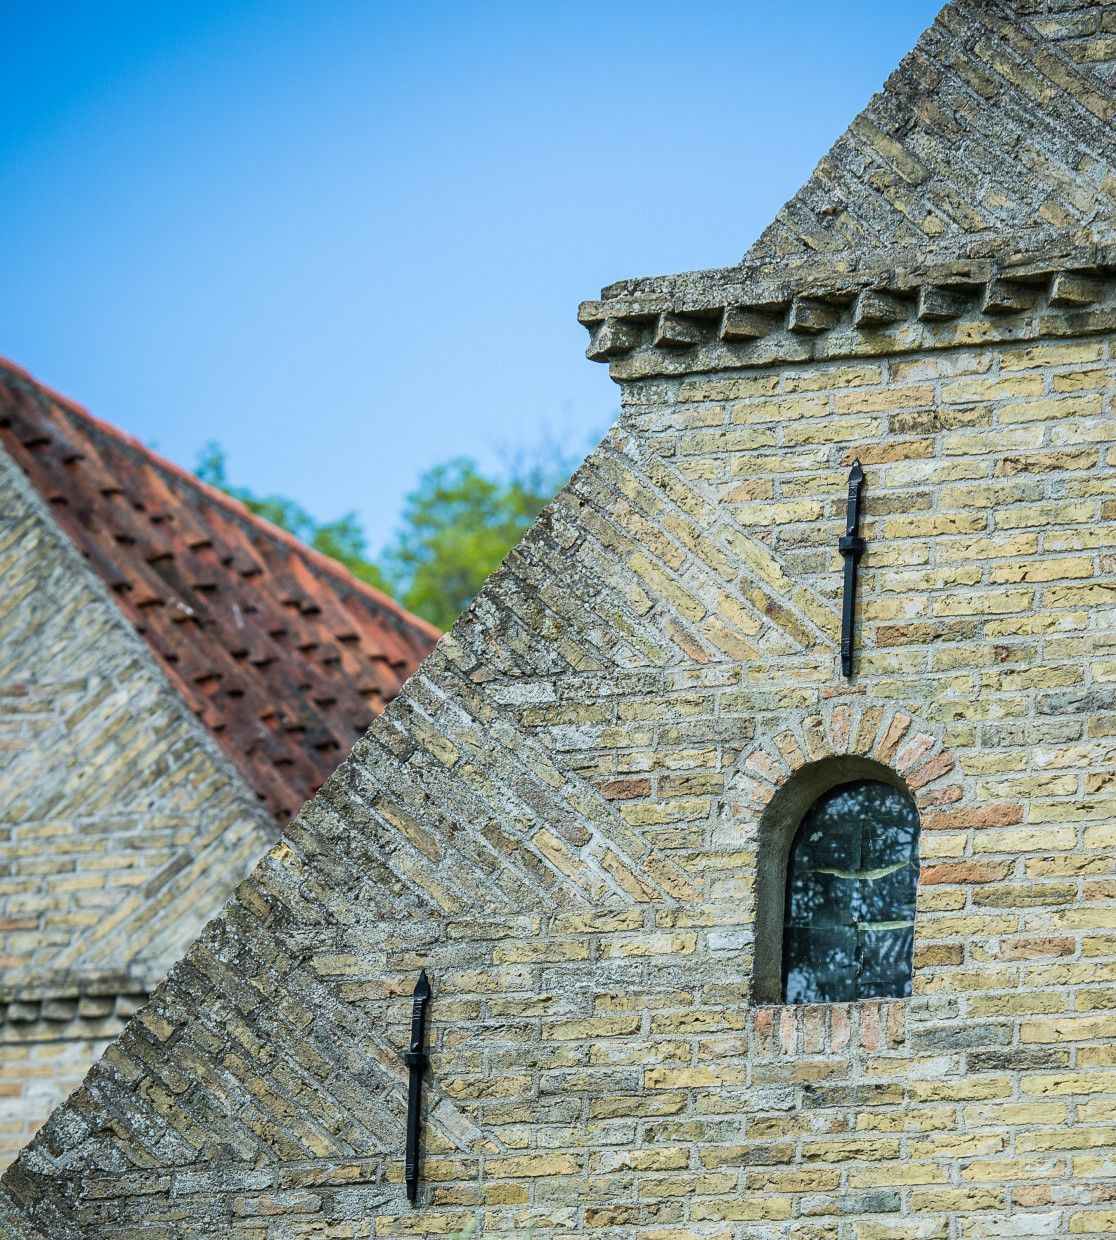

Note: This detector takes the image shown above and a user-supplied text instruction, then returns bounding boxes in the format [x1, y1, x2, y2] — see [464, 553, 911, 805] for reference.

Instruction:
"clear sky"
[1, 0, 941, 550]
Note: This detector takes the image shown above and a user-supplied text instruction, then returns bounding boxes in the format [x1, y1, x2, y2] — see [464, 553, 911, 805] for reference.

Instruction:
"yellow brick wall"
[3, 328, 1114, 1237]
[0, 446, 275, 1171]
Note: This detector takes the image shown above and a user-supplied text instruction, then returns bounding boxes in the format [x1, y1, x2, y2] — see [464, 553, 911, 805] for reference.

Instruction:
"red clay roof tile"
[0, 358, 439, 826]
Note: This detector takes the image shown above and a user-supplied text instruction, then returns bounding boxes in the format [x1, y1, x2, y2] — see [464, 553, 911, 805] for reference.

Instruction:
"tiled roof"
[0, 358, 439, 825]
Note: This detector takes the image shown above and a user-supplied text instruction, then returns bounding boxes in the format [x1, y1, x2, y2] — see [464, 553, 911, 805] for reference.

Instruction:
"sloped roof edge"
[0, 355, 440, 645]
[0, 358, 439, 824]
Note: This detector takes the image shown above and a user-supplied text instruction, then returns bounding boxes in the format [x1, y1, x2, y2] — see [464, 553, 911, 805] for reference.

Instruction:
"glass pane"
[793, 814, 862, 870]
[783, 927, 858, 1003]
[856, 865, 918, 923]
[786, 867, 857, 928]
[782, 779, 920, 1003]
[860, 784, 920, 870]
[857, 926, 915, 999]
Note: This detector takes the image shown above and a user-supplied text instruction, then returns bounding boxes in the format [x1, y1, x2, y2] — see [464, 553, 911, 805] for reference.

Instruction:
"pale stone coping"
[0, 968, 163, 1004]
[581, 231, 1116, 317]
[0, 993, 146, 1031]
[578, 243, 1116, 379]
[0, 968, 159, 1026]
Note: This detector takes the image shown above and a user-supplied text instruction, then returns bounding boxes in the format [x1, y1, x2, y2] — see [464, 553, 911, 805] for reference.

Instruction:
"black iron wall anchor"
[838, 460, 867, 678]
[402, 969, 431, 1204]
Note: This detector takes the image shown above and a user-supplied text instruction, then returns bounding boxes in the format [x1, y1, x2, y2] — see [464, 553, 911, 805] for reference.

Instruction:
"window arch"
[782, 779, 920, 1004]
[749, 754, 922, 1005]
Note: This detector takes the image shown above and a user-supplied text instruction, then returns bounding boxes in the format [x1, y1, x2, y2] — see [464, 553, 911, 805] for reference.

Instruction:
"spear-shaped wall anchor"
[838, 460, 867, 678]
[402, 969, 431, 1204]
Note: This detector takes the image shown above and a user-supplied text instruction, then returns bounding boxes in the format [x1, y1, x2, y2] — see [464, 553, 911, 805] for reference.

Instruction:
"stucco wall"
[3, 318, 1114, 1236]
[0, 446, 276, 1169]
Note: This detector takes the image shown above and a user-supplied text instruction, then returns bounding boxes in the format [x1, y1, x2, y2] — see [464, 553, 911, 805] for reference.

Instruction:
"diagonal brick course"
[4, 0, 1116, 1235]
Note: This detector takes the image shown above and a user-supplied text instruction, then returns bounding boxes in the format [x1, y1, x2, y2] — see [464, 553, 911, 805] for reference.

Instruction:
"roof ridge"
[0, 355, 440, 643]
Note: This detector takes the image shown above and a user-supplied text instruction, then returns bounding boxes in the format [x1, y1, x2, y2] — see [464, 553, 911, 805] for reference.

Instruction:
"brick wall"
[0, 447, 275, 1169]
[2, 316, 1114, 1236]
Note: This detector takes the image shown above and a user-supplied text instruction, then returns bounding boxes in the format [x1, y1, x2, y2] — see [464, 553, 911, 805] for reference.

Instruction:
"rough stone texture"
[3, 320, 1113, 1236]
[0, 446, 276, 1168]
[744, 0, 1116, 268]
[0, 1188, 41, 1239]
[1004, 2, 1116, 89]
[4, 0, 1115, 1235]
[583, 0, 1116, 323]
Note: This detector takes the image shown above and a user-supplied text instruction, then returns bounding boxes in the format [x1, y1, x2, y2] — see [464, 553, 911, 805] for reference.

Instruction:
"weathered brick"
[8, 15, 1116, 1238]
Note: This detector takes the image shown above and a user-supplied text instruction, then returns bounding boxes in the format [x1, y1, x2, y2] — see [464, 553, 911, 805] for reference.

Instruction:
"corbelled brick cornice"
[580, 240, 1116, 378]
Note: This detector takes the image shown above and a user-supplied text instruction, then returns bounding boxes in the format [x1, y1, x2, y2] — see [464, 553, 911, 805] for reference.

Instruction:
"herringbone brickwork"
[0, 448, 275, 1169]
[745, 0, 1116, 267]
[3, 0, 1115, 1234]
[3, 315, 1113, 1236]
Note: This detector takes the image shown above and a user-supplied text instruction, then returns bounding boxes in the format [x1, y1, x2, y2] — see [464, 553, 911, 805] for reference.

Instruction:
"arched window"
[782, 779, 920, 1004]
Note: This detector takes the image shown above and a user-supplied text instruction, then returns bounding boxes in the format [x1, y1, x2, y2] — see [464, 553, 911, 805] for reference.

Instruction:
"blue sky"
[0, 1, 940, 549]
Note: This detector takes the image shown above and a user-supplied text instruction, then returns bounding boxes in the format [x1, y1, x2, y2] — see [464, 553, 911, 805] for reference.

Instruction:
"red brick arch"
[731, 700, 967, 825]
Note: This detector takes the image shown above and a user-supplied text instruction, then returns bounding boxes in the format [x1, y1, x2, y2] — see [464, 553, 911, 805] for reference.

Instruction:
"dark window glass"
[782, 780, 920, 1004]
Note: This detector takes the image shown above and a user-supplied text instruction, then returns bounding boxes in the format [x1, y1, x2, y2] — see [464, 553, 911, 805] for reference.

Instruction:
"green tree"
[195, 442, 388, 591]
[381, 455, 572, 630]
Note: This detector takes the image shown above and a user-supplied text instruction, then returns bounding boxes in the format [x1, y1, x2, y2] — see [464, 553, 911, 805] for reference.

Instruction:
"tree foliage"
[196, 443, 388, 591]
[195, 441, 581, 629]
[381, 455, 569, 630]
